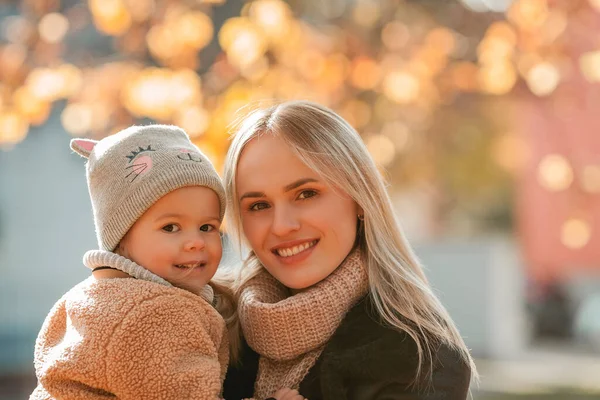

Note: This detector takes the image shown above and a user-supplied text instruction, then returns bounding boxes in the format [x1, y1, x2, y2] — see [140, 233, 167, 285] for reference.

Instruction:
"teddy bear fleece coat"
[31, 275, 228, 400]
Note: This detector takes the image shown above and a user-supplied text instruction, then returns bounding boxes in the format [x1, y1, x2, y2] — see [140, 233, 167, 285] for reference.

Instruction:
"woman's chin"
[280, 274, 326, 293]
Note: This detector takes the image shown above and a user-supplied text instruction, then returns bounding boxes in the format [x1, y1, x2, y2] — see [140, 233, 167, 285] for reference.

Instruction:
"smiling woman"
[223, 100, 477, 400]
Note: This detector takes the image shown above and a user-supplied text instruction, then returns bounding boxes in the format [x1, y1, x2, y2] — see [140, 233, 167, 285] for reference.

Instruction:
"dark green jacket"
[223, 296, 471, 400]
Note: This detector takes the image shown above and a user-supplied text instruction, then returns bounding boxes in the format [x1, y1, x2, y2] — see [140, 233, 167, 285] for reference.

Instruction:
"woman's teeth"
[276, 240, 317, 257]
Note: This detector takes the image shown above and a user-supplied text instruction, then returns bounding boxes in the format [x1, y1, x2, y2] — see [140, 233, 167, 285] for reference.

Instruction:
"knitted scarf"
[238, 248, 369, 399]
[83, 249, 215, 303]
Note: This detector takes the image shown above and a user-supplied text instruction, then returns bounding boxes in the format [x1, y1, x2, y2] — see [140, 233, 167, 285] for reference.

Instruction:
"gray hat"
[71, 124, 226, 252]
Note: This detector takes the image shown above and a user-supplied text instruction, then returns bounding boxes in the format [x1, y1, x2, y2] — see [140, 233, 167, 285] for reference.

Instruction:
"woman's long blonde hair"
[223, 100, 477, 385]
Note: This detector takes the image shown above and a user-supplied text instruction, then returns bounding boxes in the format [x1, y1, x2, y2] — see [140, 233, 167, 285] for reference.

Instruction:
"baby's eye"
[249, 202, 270, 211]
[162, 224, 180, 233]
[298, 190, 317, 200]
[200, 224, 216, 232]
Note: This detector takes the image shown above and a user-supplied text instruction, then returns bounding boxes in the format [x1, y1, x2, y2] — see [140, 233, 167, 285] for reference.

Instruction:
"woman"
[222, 101, 477, 400]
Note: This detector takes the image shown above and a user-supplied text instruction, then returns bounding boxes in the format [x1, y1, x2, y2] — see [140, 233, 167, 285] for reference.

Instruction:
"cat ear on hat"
[70, 138, 97, 159]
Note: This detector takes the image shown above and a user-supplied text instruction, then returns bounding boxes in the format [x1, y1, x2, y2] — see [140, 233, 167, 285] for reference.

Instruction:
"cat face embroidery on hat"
[125, 144, 156, 182]
[71, 137, 206, 184]
[177, 148, 204, 162]
[125, 146, 204, 181]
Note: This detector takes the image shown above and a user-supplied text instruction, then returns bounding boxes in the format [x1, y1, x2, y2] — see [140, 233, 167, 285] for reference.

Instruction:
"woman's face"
[236, 134, 360, 290]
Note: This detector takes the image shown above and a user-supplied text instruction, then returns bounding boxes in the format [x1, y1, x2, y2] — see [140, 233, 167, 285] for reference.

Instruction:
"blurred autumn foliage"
[1, 0, 599, 235]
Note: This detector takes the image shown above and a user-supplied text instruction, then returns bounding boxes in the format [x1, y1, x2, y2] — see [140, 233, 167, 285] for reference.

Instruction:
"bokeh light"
[561, 218, 592, 250]
[579, 51, 600, 83]
[174, 105, 211, 138]
[478, 62, 518, 95]
[537, 154, 573, 192]
[0, 110, 29, 146]
[249, 0, 292, 39]
[61, 103, 94, 136]
[38, 13, 69, 44]
[89, 0, 132, 36]
[12, 87, 51, 126]
[384, 71, 420, 104]
[26, 68, 67, 102]
[219, 17, 267, 69]
[507, 0, 549, 31]
[366, 134, 396, 167]
[526, 62, 560, 96]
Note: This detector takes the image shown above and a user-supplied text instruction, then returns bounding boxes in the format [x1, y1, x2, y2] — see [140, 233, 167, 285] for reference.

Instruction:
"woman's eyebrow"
[239, 178, 319, 201]
[283, 178, 318, 192]
[239, 191, 266, 201]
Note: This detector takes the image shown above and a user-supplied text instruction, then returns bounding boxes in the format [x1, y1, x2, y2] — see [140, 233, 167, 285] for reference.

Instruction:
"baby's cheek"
[115, 242, 129, 258]
[210, 237, 223, 257]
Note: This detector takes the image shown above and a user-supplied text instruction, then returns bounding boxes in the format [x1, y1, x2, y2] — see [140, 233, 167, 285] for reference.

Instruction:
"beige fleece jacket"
[31, 274, 228, 400]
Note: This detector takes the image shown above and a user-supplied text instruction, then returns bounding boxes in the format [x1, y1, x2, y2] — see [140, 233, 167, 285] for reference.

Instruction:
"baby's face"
[118, 186, 222, 294]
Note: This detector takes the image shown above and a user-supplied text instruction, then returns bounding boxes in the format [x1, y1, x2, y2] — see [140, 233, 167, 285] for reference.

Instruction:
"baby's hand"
[266, 387, 306, 400]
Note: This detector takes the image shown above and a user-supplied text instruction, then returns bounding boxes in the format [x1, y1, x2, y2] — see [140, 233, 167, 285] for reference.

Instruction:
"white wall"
[0, 117, 95, 372]
[416, 237, 530, 358]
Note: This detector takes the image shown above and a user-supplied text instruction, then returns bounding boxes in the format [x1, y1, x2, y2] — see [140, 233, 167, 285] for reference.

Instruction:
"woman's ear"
[70, 138, 98, 159]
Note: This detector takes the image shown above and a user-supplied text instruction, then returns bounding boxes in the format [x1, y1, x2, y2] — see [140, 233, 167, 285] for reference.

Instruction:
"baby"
[32, 125, 230, 399]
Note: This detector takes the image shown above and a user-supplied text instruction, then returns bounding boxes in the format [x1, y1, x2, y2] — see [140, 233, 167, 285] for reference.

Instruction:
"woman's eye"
[200, 224, 216, 232]
[249, 202, 270, 211]
[298, 190, 317, 200]
[161, 224, 180, 233]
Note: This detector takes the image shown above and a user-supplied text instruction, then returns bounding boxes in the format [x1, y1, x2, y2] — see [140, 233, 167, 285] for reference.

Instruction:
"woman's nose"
[183, 233, 206, 252]
[270, 206, 301, 237]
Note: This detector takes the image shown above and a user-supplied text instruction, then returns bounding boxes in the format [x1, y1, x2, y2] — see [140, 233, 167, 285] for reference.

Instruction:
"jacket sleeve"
[349, 380, 468, 400]
[326, 337, 471, 400]
[30, 385, 53, 400]
[223, 339, 259, 400]
[104, 294, 226, 400]
[347, 346, 471, 400]
[305, 298, 471, 400]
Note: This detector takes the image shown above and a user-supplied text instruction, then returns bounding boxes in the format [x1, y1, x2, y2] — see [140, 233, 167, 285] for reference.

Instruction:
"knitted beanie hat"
[71, 124, 226, 252]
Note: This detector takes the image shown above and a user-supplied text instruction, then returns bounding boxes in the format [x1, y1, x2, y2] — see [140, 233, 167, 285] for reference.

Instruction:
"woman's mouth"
[272, 240, 318, 258]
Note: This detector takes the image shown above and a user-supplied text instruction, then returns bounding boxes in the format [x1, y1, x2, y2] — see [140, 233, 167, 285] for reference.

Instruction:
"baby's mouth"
[174, 261, 206, 269]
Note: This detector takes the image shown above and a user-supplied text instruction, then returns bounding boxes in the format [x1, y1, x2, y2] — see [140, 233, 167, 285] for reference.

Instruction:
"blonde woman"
[222, 101, 477, 400]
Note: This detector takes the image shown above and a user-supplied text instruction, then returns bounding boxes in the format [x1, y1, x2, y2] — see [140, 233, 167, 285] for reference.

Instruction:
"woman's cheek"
[242, 216, 263, 245]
